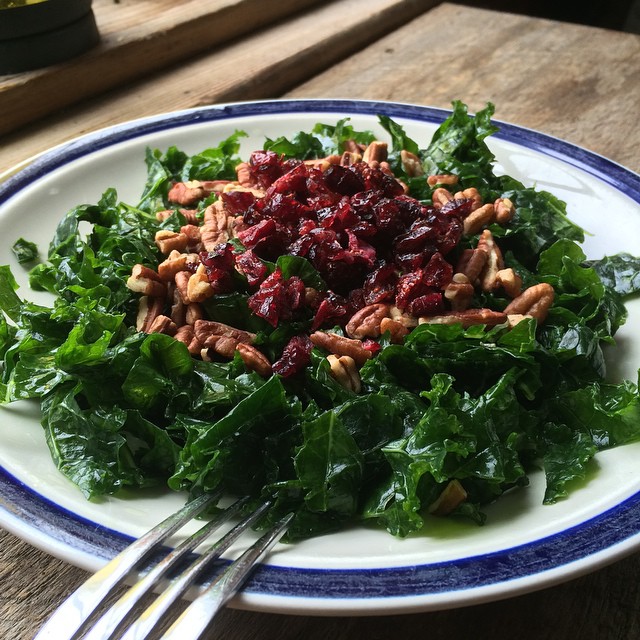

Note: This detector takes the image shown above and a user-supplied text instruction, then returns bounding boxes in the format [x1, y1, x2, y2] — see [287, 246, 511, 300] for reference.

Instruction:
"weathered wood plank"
[0, 0, 438, 175]
[286, 2, 640, 172]
[0, 0, 328, 136]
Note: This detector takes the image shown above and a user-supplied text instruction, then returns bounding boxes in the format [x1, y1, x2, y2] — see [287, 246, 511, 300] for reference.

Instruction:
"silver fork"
[34, 493, 293, 640]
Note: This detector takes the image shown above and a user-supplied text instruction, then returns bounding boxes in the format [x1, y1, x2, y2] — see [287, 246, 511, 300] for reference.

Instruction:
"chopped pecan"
[327, 354, 361, 393]
[174, 270, 191, 304]
[463, 203, 495, 235]
[340, 150, 362, 166]
[180, 224, 203, 252]
[345, 303, 391, 340]
[193, 319, 256, 348]
[454, 187, 482, 211]
[432, 187, 453, 208]
[494, 197, 516, 224]
[146, 314, 177, 336]
[174, 325, 201, 355]
[477, 230, 505, 292]
[185, 302, 204, 326]
[155, 230, 188, 255]
[201, 201, 230, 250]
[309, 331, 373, 367]
[362, 141, 388, 166]
[157, 250, 190, 282]
[379, 317, 409, 343]
[493, 268, 523, 298]
[456, 248, 488, 285]
[400, 150, 424, 177]
[209, 335, 238, 358]
[427, 174, 459, 187]
[236, 343, 272, 377]
[168, 180, 207, 206]
[504, 283, 555, 323]
[187, 264, 215, 303]
[428, 480, 467, 516]
[136, 295, 166, 332]
[419, 308, 507, 328]
[443, 273, 475, 311]
[126, 264, 167, 297]
[389, 305, 419, 328]
[155, 208, 198, 225]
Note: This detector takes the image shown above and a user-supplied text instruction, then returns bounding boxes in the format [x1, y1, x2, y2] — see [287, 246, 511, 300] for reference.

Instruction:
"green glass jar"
[0, 0, 99, 74]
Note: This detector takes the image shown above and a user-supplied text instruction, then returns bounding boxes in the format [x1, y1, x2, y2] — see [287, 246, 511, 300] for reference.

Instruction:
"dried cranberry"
[394, 270, 425, 311]
[362, 263, 398, 304]
[346, 231, 376, 269]
[268, 163, 309, 195]
[323, 164, 366, 196]
[317, 198, 358, 231]
[408, 292, 444, 317]
[361, 339, 381, 355]
[247, 269, 305, 327]
[199, 243, 235, 271]
[236, 249, 268, 286]
[311, 292, 348, 330]
[248, 150, 283, 188]
[237, 219, 278, 248]
[272, 335, 314, 377]
[421, 252, 453, 289]
[221, 190, 256, 216]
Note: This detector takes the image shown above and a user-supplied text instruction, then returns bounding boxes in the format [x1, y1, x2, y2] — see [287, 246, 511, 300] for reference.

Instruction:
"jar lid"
[0, 0, 94, 39]
[0, 7, 99, 74]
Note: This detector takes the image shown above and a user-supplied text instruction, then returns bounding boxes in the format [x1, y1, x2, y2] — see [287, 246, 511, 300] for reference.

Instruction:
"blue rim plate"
[0, 100, 639, 615]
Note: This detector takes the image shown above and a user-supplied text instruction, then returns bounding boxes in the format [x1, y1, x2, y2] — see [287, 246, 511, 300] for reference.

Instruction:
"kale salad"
[1, 101, 639, 541]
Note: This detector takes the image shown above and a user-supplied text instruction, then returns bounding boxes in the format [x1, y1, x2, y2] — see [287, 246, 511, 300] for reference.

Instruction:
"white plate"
[0, 100, 639, 616]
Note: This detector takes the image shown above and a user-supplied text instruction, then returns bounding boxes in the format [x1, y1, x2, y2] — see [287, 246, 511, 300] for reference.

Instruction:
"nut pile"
[126, 140, 554, 391]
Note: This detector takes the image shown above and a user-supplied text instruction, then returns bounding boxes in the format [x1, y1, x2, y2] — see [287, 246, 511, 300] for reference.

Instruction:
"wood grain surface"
[0, 0, 328, 135]
[287, 2, 640, 173]
[1, 3, 639, 639]
[0, 0, 438, 175]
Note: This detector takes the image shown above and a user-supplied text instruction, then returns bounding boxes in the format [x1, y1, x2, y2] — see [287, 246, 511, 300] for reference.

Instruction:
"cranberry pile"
[198, 150, 472, 373]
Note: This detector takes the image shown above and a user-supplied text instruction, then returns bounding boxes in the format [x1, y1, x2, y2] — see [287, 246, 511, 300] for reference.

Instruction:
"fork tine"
[34, 492, 220, 640]
[118, 500, 278, 640]
[160, 511, 294, 640]
[82, 495, 250, 640]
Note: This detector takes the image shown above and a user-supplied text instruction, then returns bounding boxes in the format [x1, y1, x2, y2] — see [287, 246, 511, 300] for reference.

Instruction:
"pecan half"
[146, 314, 177, 336]
[345, 303, 391, 340]
[400, 150, 424, 177]
[136, 295, 166, 332]
[463, 203, 495, 235]
[493, 268, 523, 298]
[126, 264, 167, 297]
[174, 325, 201, 355]
[504, 283, 555, 323]
[309, 331, 373, 367]
[168, 180, 207, 206]
[456, 248, 488, 285]
[236, 343, 272, 377]
[494, 197, 516, 224]
[155, 230, 188, 255]
[427, 174, 459, 187]
[477, 230, 505, 292]
[201, 201, 230, 250]
[419, 308, 507, 328]
[432, 187, 453, 208]
[193, 319, 256, 348]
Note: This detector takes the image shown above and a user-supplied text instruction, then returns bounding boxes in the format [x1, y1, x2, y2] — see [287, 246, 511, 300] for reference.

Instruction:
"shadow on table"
[452, 0, 640, 34]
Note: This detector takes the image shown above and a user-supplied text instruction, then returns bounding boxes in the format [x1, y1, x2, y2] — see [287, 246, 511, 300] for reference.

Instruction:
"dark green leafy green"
[0, 102, 638, 541]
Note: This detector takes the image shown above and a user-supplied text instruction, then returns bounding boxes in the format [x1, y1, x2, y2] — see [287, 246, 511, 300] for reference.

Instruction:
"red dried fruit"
[236, 249, 268, 286]
[272, 334, 314, 377]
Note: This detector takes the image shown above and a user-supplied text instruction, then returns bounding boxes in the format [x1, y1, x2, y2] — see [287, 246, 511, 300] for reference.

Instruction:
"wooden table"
[1, 2, 639, 638]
